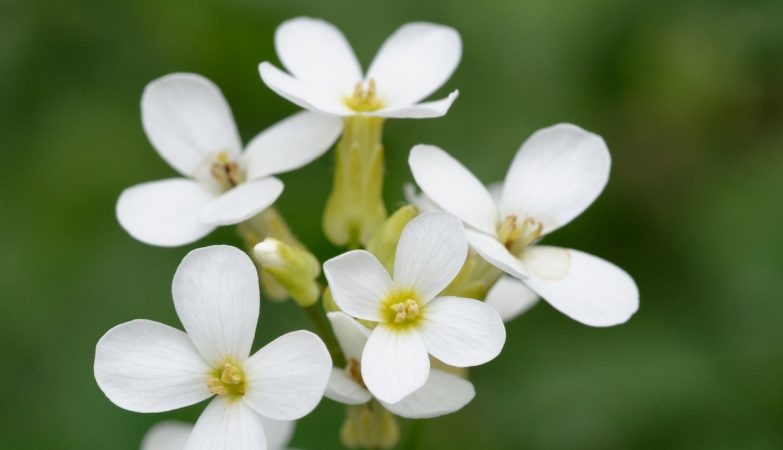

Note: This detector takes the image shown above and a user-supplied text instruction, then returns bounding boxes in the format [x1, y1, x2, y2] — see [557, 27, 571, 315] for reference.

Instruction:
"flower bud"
[365, 204, 418, 272]
[253, 238, 321, 307]
[340, 402, 399, 449]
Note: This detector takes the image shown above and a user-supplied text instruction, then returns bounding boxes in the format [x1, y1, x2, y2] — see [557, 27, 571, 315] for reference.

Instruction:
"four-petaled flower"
[409, 123, 640, 327]
[117, 73, 343, 246]
[323, 212, 506, 403]
[325, 312, 475, 418]
[259, 17, 461, 118]
[94, 245, 332, 450]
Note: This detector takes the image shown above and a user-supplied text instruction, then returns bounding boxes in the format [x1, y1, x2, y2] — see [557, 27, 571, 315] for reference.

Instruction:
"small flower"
[325, 312, 475, 418]
[141, 418, 295, 450]
[409, 123, 640, 327]
[117, 73, 342, 247]
[94, 245, 331, 450]
[323, 212, 505, 403]
[259, 17, 461, 119]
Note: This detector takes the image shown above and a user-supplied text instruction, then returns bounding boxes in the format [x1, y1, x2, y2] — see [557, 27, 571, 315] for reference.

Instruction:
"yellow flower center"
[497, 215, 543, 256]
[207, 362, 246, 398]
[381, 289, 423, 327]
[344, 79, 384, 112]
[210, 151, 245, 190]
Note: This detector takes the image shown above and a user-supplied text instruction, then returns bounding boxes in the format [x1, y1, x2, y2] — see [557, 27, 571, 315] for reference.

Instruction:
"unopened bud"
[340, 402, 399, 449]
[365, 204, 418, 273]
[253, 238, 321, 307]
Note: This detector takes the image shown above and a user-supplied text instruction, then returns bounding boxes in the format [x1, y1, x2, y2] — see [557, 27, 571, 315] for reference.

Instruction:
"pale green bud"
[340, 402, 399, 449]
[253, 238, 321, 307]
[442, 249, 504, 300]
[323, 116, 388, 248]
[365, 204, 418, 273]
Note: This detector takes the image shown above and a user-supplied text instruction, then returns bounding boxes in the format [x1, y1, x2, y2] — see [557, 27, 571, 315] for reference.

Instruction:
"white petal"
[259, 63, 353, 116]
[370, 90, 459, 119]
[485, 276, 540, 322]
[243, 111, 342, 180]
[487, 181, 504, 205]
[142, 73, 242, 176]
[172, 245, 259, 366]
[500, 123, 611, 235]
[367, 23, 461, 107]
[361, 325, 429, 404]
[418, 296, 505, 367]
[403, 183, 441, 214]
[243, 330, 332, 420]
[465, 229, 528, 280]
[260, 417, 295, 450]
[94, 320, 211, 413]
[325, 368, 372, 405]
[327, 312, 370, 361]
[382, 369, 474, 419]
[141, 421, 192, 450]
[199, 177, 283, 226]
[116, 179, 216, 247]
[409, 145, 498, 235]
[184, 397, 266, 450]
[275, 17, 362, 94]
[392, 212, 467, 302]
[520, 246, 639, 327]
[323, 250, 391, 322]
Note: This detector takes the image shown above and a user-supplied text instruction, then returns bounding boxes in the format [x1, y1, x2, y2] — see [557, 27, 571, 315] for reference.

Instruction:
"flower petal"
[370, 90, 459, 119]
[243, 330, 332, 421]
[403, 183, 441, 214]
[367, 23, 461, 107]
[382, 369, 474, 419]
[500, 123, 611, 235]
[243, 111, 343, 180]
[409, 145, 498, 235]
[172, 245, 259, 366]
[465, 229, 528, 280]
[259, 62, 353, 116]
[393, 212, 467, 302]
[94, 319, 211, 413]
[327, 312, 370, 362]
[520, 246, 639, 327]
[485, 276, 540, 322]
[142, 73, 242, 176]
[184, 397, 266, 450]
[323, 250, 391, 322]
[116, 178, 216, 247]
[199, 177, 283, 226]
[141, 421, 192, 450]
[275, 17, 362, 94]
[361, 325, 430, 404]
[260, 417, 295, 450]
[325, 368, 372, 405]
[418, 296, 506, 367]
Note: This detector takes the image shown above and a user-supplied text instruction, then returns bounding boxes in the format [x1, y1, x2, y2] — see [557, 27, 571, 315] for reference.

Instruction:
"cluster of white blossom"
[95, 17, 639, 450]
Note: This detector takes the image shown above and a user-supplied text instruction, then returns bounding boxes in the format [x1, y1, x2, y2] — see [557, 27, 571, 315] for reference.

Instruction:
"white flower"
[116, 73, 342, 246]
[94, 245, 331, 450]
[409, 123, 640, 327]
[405, 182, 541, 322]
[141, 418, 296, 450]
[259, 17, 461, 118]
[323, 212, 505, 404]
[324, 312, 475, 418]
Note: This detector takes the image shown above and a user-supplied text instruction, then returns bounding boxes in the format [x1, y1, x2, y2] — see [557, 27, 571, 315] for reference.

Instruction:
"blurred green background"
[2, 0, 782, 448]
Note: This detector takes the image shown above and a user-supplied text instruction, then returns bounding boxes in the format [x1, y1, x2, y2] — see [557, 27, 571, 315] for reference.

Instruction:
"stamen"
[345, 79, 384, 112]
[499, 215, 543, 256]
[346, 358, 366, 388]
[390, 299, 420, 324]
[207, 362, 246, 397]
[209, 151, 245, 190]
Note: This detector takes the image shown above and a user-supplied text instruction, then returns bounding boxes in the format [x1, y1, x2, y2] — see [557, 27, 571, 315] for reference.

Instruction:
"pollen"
[210, 151, 245, 190]
[344, 79, 384, 112]
[498, 215, 543, 256]
[207, 362, 246, 397]
[390, 299, 420, 323]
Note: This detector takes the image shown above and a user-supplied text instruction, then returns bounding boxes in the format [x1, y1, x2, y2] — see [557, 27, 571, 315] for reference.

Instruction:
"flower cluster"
[95, 16, 639, 450]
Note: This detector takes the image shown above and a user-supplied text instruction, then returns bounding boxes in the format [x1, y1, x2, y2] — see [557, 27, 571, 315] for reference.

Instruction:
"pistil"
[345, 79, 384, 112]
